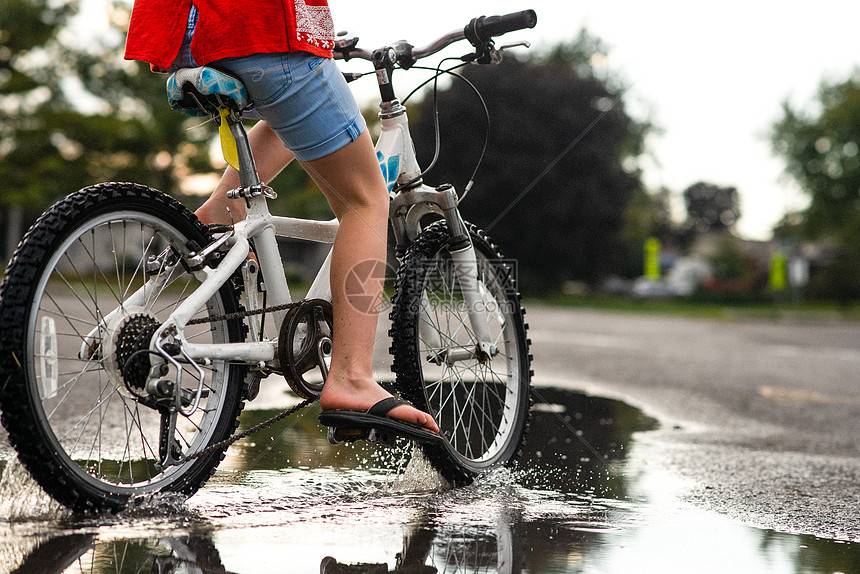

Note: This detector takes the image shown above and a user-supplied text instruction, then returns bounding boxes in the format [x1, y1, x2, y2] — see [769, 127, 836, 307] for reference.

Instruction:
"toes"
[393, 405, 438, 433]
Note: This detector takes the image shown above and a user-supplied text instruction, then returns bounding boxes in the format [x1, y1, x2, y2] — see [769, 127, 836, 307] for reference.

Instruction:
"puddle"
[1, 386, 859, 573]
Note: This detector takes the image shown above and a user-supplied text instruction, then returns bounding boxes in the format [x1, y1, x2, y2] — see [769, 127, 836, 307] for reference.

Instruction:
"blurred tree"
[622, 187, 674, 242]
[771, 70, 860, 238]
[0, 0, 216, 222]
[708, 235, 755, 282]
[0, 1, 324, 225]
[682, 181, 741, 233]
[618, 186, 677, 277]
[771, 70, 860, 302]
[0, 0, 78, 209]
[408, 30, 649, 292]
[771, 211, 805, 242]
[66, 2, 215, 199]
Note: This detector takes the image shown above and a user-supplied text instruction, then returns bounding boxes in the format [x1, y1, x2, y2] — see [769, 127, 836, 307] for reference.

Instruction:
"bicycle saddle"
[166, 66, 251, 117]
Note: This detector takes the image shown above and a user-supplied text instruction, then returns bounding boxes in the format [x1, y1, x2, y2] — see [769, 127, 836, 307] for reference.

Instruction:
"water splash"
[120, 492, 193, 521]
[388, 446, 449, 493]
[0, 457, 65, 522]
[0, 459, 70, 574]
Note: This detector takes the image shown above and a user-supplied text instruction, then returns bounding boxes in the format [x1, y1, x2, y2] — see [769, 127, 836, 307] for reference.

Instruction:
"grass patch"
[543, 293, 860, 322]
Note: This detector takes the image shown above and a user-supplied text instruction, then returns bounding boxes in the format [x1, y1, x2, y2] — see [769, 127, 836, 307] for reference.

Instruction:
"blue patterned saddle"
[166, 67, 251, 117]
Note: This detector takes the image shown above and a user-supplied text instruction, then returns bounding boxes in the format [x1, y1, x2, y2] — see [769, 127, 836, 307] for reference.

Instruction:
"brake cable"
[393, 58, 491, 202]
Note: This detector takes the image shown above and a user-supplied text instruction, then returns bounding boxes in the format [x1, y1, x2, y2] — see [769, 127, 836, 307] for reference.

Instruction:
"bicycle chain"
[184, 395, 316, 462]
[186, 300, 305, 326]
[181, 298, 316, 462]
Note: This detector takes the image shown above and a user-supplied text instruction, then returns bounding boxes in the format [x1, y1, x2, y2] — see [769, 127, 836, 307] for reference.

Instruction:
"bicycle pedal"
[327, 426, 365, 445]
[326, 426, 399, 447]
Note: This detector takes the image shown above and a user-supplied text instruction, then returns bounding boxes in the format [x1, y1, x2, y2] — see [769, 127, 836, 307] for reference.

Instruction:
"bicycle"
[0, 9, 537, 513]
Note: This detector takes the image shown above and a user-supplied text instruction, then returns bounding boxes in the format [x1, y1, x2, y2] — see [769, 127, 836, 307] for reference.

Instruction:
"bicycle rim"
[2, 185, 245, 508]
[392, 222, 531, 481]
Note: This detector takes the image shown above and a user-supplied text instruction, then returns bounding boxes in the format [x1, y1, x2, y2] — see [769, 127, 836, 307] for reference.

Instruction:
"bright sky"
[327, 0, 860, 240]
[81, 1, 860, 240]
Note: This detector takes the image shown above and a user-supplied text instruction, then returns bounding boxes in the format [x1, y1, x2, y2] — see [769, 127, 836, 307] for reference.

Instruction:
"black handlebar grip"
[465, 9, 537, 44]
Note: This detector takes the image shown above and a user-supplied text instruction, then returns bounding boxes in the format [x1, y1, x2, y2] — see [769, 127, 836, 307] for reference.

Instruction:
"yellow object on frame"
[219, 108, 239, 171]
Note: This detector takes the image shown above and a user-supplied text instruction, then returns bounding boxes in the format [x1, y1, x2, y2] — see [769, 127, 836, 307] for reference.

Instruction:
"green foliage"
[0, 0, 77, 207]
[622, 187, 673, 242]
[266, 161, 332, 220]
[0, 0, 74, 97]
[805, 213, 860, 303]
[708, 235, 755, 281]
[618, 187, 675, 277]
[771, 71, 860, 237]
[771, 70, 860, 301]
[0, 0, 216, 212]
[408, 31, 649, 292]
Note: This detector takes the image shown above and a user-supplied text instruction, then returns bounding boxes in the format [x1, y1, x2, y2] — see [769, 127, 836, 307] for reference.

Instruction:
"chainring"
[278, 299, 334, 399]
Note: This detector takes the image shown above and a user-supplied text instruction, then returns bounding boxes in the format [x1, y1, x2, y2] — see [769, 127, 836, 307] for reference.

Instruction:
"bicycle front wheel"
[390, 221, 532, 485]
[0, 183, 247, 512]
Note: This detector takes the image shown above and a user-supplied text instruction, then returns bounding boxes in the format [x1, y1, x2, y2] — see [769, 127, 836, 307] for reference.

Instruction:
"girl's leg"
[195, 125, 438, 433]
[302, 130, 439, 433]
[195, 122, 295, 225]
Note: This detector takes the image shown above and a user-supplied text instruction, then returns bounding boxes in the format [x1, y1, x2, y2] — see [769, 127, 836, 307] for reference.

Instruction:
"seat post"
[227, 116, 262, 189]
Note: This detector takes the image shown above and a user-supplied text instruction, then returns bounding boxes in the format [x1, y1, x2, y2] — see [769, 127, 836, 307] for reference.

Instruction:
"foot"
[195, 202, 259, 262]
[319, 375, 440, 435]
[195, 197, 246, 227]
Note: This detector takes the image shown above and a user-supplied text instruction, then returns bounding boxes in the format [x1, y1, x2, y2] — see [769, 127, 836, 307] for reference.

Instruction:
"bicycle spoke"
[75, 234, 123, 311]
[42, 291, 97, 338]
[45, 358, 102, 421]
[41, 221, 228, 487]
[396, 225, 529, 475]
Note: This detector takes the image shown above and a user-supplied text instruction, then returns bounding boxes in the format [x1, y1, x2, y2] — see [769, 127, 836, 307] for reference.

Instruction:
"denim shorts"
[167, 12, 365, 162]
[211, 52, 366, 162]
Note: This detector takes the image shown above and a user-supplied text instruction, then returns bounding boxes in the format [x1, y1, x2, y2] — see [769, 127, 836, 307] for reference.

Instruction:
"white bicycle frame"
[80, 91, 497, 385]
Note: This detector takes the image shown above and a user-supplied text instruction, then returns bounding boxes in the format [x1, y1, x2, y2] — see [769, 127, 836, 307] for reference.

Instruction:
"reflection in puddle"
[0, 387, 858, 573]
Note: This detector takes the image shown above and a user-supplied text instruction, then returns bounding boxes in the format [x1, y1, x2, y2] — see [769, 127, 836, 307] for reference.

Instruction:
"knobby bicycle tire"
[0, 182, 247, 512]
[390, 221, 533, 485]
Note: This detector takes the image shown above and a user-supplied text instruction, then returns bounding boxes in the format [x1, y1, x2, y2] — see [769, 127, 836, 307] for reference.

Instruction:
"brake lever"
[499, 40, 531, 52]
[462, 40, 532, 65]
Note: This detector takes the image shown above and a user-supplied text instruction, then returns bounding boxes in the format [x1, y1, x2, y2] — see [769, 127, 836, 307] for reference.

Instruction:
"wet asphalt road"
[526, 304, 860, 541]
[1, 301, 858, 555]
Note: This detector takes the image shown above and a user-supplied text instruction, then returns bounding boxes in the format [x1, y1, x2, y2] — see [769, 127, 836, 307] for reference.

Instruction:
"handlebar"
[465, 10, 537, 45]
[333, 9, 537, 64]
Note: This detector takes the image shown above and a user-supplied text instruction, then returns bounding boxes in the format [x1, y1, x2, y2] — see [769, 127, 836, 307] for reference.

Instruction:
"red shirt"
[124, 0, 335, 69]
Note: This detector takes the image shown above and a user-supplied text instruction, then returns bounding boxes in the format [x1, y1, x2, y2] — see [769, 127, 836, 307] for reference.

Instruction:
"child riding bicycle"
[125, 0, 440, 439]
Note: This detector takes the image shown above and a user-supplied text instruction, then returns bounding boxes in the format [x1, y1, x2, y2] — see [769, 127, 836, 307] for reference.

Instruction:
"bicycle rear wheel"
[390, 221, 532, 485]
[0, 183, 247, 512]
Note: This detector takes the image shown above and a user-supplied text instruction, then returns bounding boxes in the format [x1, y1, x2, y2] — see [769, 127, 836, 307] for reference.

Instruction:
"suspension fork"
[444, 209, 499, 362]
[391, 184, 498, 362]
[373, 67, 497, 360]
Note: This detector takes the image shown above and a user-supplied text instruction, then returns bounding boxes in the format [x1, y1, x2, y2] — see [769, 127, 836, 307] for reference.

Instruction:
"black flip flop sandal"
[319, 397, 443, 446]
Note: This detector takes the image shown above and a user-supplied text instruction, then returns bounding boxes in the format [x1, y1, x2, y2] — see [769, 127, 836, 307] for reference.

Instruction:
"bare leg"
[195, 124, 437, 433]
[303, 131, 438, 433]
[195, 122, 295, 225]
